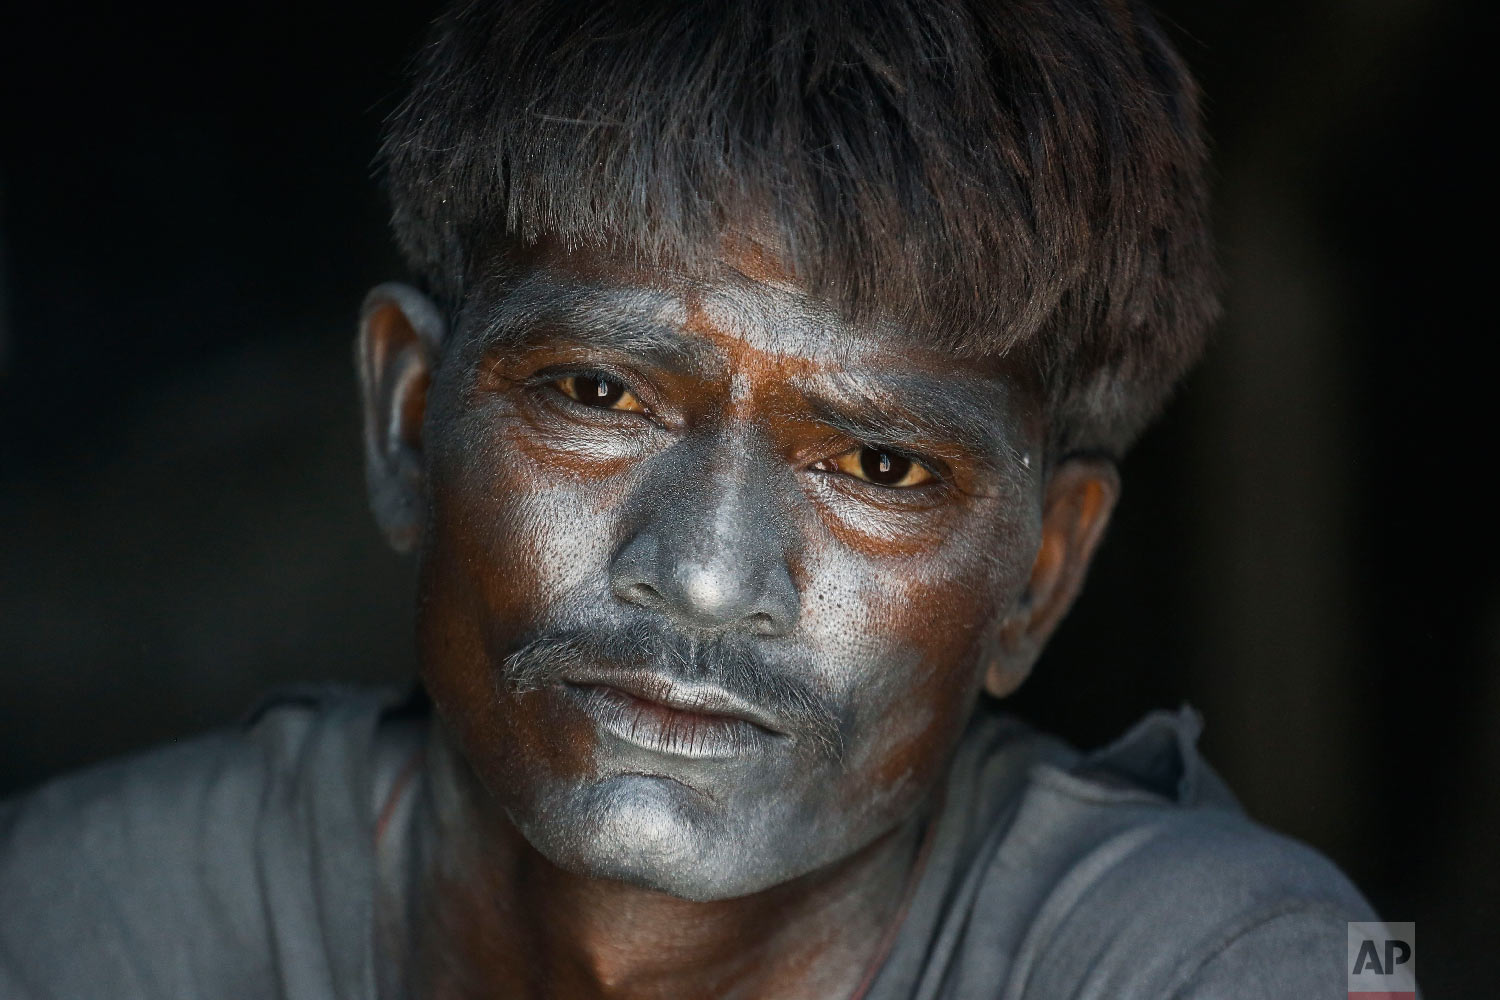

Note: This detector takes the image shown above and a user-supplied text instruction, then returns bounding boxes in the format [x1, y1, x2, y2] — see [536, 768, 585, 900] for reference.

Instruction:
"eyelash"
[818, 447, 949, 494]
[527, 367, 654, 417]
[522, 366, 950, 493]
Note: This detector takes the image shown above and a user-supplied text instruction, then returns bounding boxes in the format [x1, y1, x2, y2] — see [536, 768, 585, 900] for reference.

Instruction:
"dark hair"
[380, 0, 1217, 456]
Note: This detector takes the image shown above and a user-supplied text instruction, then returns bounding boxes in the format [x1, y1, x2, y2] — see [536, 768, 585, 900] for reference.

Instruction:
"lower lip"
[562, 683, 774, 760]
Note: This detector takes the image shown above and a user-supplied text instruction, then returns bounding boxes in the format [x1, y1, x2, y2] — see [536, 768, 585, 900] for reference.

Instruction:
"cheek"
[427, 410, 623, 625]
[809, 512, 1038, 815]
[415, 412, 626, 787]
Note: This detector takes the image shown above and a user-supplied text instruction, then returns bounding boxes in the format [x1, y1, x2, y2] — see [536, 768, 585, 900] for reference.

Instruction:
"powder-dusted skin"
[0, 690, 1378, 999]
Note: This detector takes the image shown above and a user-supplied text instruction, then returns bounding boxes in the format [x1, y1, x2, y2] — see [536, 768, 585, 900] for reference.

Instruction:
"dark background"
[0, 1, 1490, 994]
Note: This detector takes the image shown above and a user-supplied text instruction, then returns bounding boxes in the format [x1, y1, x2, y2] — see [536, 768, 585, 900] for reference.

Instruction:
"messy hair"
[380, 0, 1217, 456]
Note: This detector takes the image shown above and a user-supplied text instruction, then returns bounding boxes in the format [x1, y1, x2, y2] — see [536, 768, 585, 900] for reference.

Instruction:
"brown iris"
[822, 446, 934, 488]
[556, 374, 645, 413]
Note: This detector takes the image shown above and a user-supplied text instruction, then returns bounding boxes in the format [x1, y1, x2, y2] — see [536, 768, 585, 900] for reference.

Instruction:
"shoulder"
[956, 708, 1376, 1000]
[0, 685, 409, 1000]
[1000, 781, 1370, 999]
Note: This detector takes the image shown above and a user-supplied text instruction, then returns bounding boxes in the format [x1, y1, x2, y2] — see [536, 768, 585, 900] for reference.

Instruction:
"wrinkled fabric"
[864, 708, 1383, 999]
[0, 688, 1390, 999]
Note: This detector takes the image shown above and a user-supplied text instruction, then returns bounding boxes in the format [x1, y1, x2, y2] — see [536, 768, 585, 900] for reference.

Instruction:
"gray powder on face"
[0, 686, 1400, 999]
[414, 267, 1045, 903]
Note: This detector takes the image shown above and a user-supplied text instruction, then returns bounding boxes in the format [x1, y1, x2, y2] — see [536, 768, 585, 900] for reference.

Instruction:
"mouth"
[558, 666, 786, 760]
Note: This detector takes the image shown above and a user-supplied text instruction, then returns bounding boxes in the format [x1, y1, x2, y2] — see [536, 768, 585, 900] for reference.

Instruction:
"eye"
[553, 374, 646, 414]
[817, 446, 936, 488]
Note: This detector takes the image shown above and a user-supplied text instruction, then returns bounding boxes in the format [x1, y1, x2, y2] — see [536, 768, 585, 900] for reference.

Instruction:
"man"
[0, 1, 1390, 997]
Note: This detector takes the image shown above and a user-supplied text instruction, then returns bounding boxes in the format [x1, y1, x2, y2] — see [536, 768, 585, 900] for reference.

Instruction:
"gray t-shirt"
[0, 687, 1385, 998]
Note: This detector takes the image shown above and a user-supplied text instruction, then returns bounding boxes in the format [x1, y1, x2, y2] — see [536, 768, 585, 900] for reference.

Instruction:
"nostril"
[615, 579, 665, 610]
[747, 611, 780, 636]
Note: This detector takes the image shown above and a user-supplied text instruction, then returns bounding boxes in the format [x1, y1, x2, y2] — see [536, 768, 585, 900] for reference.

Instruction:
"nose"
[610, 464, 800, 637]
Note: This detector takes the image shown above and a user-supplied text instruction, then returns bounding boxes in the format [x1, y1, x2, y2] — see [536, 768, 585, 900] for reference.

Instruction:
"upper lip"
[560, 664, 787, 736]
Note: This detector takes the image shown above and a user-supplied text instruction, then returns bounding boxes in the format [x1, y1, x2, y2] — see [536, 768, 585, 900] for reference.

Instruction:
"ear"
[983, 456, 1120, 697]
[357, 282, 446, 553]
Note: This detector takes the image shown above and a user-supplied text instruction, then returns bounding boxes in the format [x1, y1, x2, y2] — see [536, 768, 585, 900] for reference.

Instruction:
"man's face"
[405, 245, 1050, 900]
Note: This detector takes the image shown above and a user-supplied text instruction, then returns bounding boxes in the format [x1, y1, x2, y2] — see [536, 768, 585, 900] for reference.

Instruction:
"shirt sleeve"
[0, 689, 393, 1000]
[1006, 805, 1382, 1000]
[1168, 907, 1365, 1000]
[0, 732, 277, 1000]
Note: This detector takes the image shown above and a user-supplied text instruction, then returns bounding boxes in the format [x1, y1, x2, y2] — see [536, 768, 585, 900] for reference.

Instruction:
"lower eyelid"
[809, 465, 950, 502]
[535, 386, 657, 429]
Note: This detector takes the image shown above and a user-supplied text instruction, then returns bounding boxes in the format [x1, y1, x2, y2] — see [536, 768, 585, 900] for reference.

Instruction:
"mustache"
[500, 619, 846, 762]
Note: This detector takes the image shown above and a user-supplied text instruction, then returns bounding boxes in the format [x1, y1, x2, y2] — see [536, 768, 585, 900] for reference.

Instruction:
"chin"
[518, 773, 801, 901]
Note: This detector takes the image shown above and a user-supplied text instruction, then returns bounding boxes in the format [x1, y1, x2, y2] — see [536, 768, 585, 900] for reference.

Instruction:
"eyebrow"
[463, 273, 1027, 469]
[465, 280, 710, 370]
[801, 371, 1023, 471]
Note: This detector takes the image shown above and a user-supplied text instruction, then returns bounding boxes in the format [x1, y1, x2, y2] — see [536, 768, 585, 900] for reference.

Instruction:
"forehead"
[468, 244, 904, 360]
[468, 241, 1031, 377]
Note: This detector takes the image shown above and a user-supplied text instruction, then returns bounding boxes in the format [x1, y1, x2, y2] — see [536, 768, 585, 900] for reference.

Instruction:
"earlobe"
[357, 283, 446, 553]
[983, 456, 1120, 697]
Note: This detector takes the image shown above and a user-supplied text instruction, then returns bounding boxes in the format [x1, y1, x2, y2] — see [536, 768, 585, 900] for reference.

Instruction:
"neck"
[411, 723, 933, 1000]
